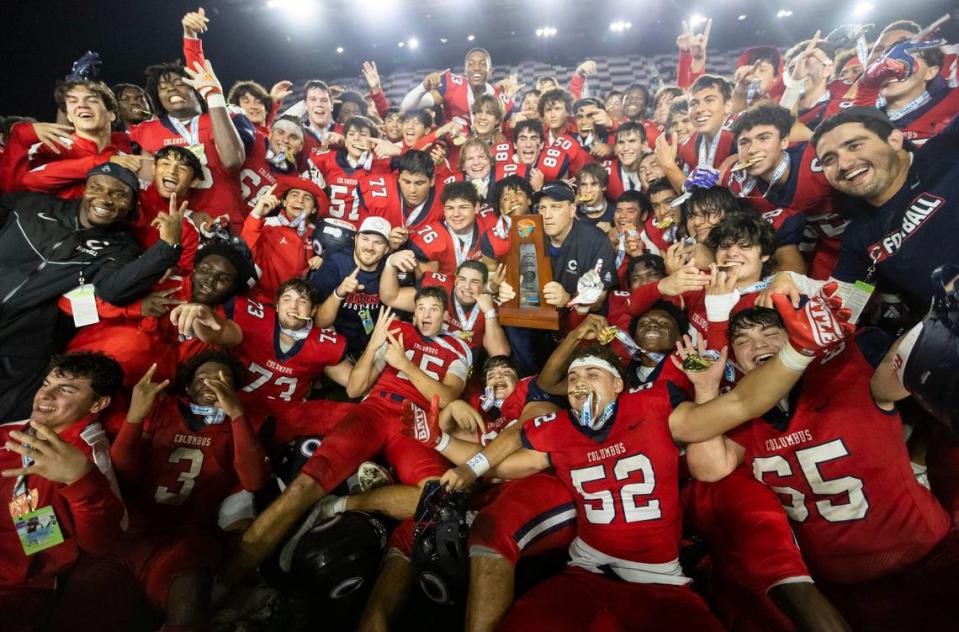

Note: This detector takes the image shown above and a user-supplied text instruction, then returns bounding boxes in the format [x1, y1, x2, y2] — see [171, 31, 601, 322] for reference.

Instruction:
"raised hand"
[657, 263, 711, 296]
[169, 302, 220, 338]
[3, 422, 93, 485]
[182, 7, 209, 38]
[204, 370, 244, 419]
[361, 61, 381, 92]
[572, 314, 610, 341]
[336, 267, 364, 297]
[127, 363, 169, 423]
[251, 183, 279, 219]
[140, 286, 184, 317]
[369, 306, 396, 349]
[183, 59, 224, 102]
[108, 153, 147, 172]
[423, 69, 450, 91]
[386, 249, 417, 272]
[152, 192, 187, 246]
[670, 334, 728, 393]
[576, 60, 598, 77]
[383, 329, 408, 371]
[773, 282, 854, 357]
[655, 132, 678, 165]
[269, 80, 294, 103]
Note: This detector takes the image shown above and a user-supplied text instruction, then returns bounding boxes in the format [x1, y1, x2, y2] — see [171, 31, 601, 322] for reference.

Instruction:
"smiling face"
[444, 196, 478, 234]
[668, 111, 695, 145]
[629, 260, 662, 288]
[567, 364, 623, 413]
[276, 288, 313, 330]
[485, 364, 518, 401]
[157, 71, 201, 117]
[354, 231, 389, 269]
[65, 86, 115, 134]
[238, 92, 267, 125]
[575, 105, 600, 134]
[268, 125, 304, 157]
[399, 170, 432, 206]
[499, 186, 531, 216]
[638, 153, 665, 186]
[187, 361, 234, 408]
[633, 309, 680, 353]
[736, 124, 789, 180]
[305, 86, 333, 129]
[32, 369, 108, 432]
[715, 240, 767, 283]
[686, 202, 724, 243]
[414, 296, 445, 337]
[515, 128, 543, 164]
[345, 125, 373, 160]
[402, 116, 427, 146]
[623, 87, 647, 120]
[191, 254, 238, 306]
[653, 92, 676, 126]
[472, 105, 499, 136]
[689, 86, 730, 136]
[453, 266, 484, 306]
[880, 55, 938, 108]
[337, 101, 362, 125]
[649, 189, 679, 226]
[465, 50, 491, 88]
[731, 323, 787, 372]
[383, 112, 403, 142]
[816, 122, 905, 203]
[605, 93, 624, 120]
[153, 153, 198, 199]
[283, 189, 316, 221]
[80, 174, 134, 228]
[521, 92, 540, 118]
[614, 129, 645, 168]
[462, 145, 491, 180]
[744, 59, 777, 95]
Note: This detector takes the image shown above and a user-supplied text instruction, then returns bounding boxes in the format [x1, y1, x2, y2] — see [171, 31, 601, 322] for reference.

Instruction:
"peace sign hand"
[153, 192, 187, 246]
[3, 422, 93, 485]
[127, 363, 169, 424]
[384, 329, 409, 371]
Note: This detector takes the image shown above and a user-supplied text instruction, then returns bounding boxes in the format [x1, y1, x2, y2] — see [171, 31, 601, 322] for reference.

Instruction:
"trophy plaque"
[498, 214, 559, 330]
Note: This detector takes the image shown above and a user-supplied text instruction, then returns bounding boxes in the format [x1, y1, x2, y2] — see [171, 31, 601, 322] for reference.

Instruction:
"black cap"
[533, 181, 576, 203]
[86, 162, 140, 199]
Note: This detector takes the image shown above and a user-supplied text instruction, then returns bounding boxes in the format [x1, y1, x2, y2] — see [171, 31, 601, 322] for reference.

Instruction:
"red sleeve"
[178, 220, 199, 271]
[569, 143, 594, 175]
[677, 50, 694, 90]
[627, 281, 666, 316]
[182, 36, 205, 70]
[568, 72, 585, 100]
[110, 419, 148, 485]
[410, 129, 444, 151]
[229, 415, 269, 491]
[706, 318, 729, 351]
[370, 89, 389, 119]
[59, 467, 125, 555]
[240, 213, 265, 253]
[0, 122, 42, 193]
[852, 79, 881, 108]
[21, 155, 106, 195]
[266, 100, 280, 128]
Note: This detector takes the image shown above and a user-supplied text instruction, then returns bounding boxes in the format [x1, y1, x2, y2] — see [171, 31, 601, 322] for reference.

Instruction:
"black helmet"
[272, 435, 324, 486]
[410, 481, 471, 606]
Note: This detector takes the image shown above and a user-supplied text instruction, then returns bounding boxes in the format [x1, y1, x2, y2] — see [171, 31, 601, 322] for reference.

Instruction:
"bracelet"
[466, 452, 491, 478]
[206, 92, 226, 109]
[435, 432, 452, 453]
[778, 343, 815, 372]
[333, 288, 346, 300]
[485, 309, 497, 320]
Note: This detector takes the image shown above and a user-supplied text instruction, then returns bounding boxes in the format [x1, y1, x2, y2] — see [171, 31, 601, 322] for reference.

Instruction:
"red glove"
[773, 282, 854, 357]
[400, 395, 443, 447]
[860, 56, 910, 91]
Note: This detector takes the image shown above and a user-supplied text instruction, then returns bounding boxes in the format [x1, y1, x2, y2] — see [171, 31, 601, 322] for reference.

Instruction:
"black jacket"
[0, 192, 180, 357]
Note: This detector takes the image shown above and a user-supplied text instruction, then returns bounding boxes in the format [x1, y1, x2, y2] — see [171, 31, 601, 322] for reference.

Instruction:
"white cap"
[358, 216, 392, 242]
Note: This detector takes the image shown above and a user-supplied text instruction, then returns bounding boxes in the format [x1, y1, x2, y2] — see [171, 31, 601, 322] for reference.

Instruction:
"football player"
[410, 181, 496, 277]
[536, 89, 594, 180]
[574, 163, 613, 232]
[603, 121, 646, 200]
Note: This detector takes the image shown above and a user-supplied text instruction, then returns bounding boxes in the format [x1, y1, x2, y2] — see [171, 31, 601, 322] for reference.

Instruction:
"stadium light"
[467, 34, 475, 41]
[853, 2, 874, 15]
[536, 26, 558, 38]
[408, 37, 419, 49]
[440, 37, 448, 44]
[738, 14, 747, 21]
[689, 14, 707, 27]
[336, 46, 343, 53]
[610, 20, 632, 33]
[777, 9, 794, 18]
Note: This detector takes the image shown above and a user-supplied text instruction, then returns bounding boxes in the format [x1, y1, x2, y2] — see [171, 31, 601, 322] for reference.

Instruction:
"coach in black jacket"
[0, 162, 182, 421]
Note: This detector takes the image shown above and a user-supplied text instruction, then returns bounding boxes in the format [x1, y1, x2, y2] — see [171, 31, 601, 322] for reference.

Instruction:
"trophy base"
[498, 306, 560, 331]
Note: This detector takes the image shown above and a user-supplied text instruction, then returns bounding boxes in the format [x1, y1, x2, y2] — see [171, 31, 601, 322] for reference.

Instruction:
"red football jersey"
[733, 337, 950, 583]
[410, 217, 494, 277]
[521, 380, 688, 571]
[128, 185, 200, 272]
[231, 296, 346, 409]
[897, 87, 959, 146]
[129, 114, 249, 231]
[420, 271, 488, 351]
[359, 173, 446, 233]
[240, 215, 316, 305]
[437, 71, 514, 124]
[373, 320, 472, 409]
[603, 158, 642, 201]
[677, 126, 736, 172]
[116, 396, 267, 534]
[238, 133, 284, 213]
[17, 132, 134, 199]
[305, 149, 391, 230]
[537, 132, 594, 180]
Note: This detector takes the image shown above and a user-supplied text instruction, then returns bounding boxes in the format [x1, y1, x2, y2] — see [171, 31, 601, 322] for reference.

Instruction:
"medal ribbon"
[168, 114, 200, 146]
[454, 298, 481, 332]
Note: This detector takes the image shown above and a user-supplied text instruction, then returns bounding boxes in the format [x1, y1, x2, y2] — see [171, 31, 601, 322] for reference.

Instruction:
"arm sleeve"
[519, 414, 557, 452]
[308, 258, 341, 299]
[91, 240, 182, 305]
[677, 50, 694, 90]
[230, 415, 269, 492]
[59, 467, 126, 554]
[183, 36, 205, 69]
[240, 213, 265, 253]
[21, 155, 107, 194]
[627, 280, 665, 316]
[370, 89, 389, 119]
[401, 84, 435, 113]
[0, 123, 42, 193]
[568, 72, 585, 100]
[109, 420, 148, 484]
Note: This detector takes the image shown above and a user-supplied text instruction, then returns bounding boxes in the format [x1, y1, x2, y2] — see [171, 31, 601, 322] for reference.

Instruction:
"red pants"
[300, 395, 449, 492]
[242, 396, 357, 447]
[469, 473, 577, 564]
[387, 474, 577, 565]
[498, 566, 723, 631]
[821, 528, 959, 631]
[120, 533, 221, 610]
[682, 468, 810, 631]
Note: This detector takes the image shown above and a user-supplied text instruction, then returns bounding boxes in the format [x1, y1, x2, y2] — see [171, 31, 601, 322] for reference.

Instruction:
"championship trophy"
[498, 214, 559, 330]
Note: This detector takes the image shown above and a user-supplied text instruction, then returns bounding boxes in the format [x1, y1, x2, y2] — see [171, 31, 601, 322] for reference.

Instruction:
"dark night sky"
[2, 0, 956, 119]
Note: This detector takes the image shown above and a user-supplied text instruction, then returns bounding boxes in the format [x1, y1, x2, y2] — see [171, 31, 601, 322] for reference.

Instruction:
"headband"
[568, 356, 619, 378]
[272, 118, 304, 140]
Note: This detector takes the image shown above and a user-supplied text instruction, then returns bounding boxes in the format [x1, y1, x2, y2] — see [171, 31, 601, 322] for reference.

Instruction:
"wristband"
[466, 452, 491, 478]
[705, 290, 741, 323]
[485, 309, 497, 320]
[778, 343, 815, 372]
[435, 432, 452, 453]
[333, 288, 346, 300]
[206, 92, 226, 109]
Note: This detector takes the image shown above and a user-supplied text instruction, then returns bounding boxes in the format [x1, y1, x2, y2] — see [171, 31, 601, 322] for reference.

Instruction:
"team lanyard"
[887, 90, 932, 121]
[168, 114, 201, 146]
[736, 153, 791, 198]
[739, 278, 771, 294]
[451, 227, 475, 265]
[454, 298, 480, 331]
[697, 120, 727, 169]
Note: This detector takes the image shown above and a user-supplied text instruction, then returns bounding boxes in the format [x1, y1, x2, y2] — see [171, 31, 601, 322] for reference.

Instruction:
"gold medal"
[456, 329, 474, 342]
[598, 326, 619, 346]
[730, 156, 763, 172]
[681, 354, 714, 372]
